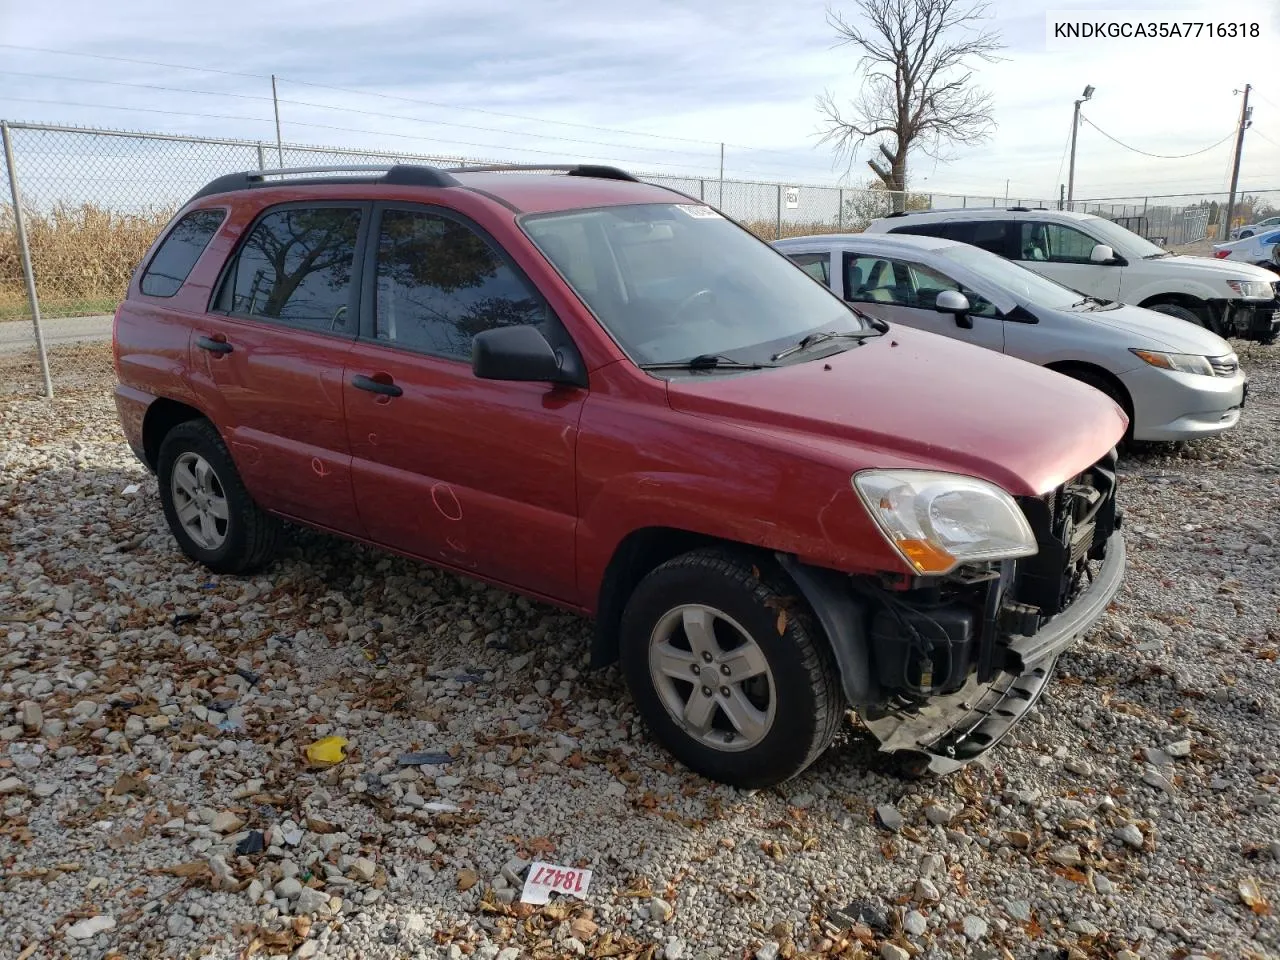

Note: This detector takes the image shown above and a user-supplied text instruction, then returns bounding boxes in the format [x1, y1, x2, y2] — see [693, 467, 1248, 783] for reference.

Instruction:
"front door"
[187, 202, 368, 536]
[1014, 221, 1124, 301]
[842, 252, 1005, 353]
[343, 203, 586, 602]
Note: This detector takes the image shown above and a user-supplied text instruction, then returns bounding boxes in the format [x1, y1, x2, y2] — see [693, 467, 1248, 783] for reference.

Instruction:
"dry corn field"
[0, 203, 175, 321]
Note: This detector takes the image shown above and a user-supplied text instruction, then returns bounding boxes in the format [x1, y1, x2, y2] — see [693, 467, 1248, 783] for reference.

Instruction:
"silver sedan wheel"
[648, 604, 776, 752]
[171, 451, 229, 551]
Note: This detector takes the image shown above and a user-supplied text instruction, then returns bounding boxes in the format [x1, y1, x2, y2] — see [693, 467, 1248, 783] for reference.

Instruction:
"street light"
[1067, 84, 1094, 207]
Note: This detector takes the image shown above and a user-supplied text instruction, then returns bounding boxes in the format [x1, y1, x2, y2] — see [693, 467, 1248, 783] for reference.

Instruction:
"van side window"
[1018, 223, 1098, 263]
[140, 209, 226, 297]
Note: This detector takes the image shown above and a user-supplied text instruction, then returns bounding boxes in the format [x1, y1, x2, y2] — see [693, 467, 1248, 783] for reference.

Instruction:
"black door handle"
[196, 335, 233, 354]
[351, 374, 403, 397]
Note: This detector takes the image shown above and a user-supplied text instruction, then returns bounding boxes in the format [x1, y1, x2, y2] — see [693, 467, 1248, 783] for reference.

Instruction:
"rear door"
[187, 202, 367, 535]
[841, 251, 1005, 352]
[1012, 221, 1122, 301]
[342, 202, 586, 601]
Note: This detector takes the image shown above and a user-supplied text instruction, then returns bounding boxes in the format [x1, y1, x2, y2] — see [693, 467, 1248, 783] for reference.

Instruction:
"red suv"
[114, 163, 1127, 787]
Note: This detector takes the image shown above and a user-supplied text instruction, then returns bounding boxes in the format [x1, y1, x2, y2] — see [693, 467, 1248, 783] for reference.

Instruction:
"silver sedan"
[773, 233, 1247, 442]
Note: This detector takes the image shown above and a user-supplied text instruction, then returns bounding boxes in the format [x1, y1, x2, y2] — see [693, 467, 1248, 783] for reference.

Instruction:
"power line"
[1078, 115, 1237, 159]
[1253, 128, 1280, 148]
[0, 41, 809, 159]
[0, 94, 809, 179]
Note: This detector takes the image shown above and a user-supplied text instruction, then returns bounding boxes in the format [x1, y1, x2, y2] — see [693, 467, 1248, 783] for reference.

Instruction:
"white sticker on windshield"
[675, 204, 722, 219]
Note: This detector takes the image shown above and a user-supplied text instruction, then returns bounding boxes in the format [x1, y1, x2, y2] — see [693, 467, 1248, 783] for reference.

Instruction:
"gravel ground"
[2, 342, 1278, 960]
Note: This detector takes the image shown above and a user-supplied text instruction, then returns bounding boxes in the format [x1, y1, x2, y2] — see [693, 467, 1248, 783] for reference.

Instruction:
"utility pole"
[1223, 84, 1252, 240]
[718, 142, 724, 204]
[1004, 178, 1009, 204]
[1059, 184, 1065, 211]
[1067, 84, 1095, 206]
[271, 75, 284, 168]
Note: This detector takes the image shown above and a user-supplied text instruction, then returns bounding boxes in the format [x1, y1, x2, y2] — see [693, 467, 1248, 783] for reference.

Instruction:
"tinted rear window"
[141, 209, 226, 297]
[890, 220, 1016, 258]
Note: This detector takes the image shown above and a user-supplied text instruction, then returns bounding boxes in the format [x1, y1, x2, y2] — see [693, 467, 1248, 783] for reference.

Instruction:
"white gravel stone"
[880, 944, 909, 960]
[67, 915, 116, 939]
[962, 916, 988, 941]
[755, 943, 780, 960]
[1116, 824, 1145, 849]
[2, 350, 1278, 958]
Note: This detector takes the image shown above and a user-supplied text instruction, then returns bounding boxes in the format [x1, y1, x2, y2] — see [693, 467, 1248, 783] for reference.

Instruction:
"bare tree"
[817, 0, 1003, 210]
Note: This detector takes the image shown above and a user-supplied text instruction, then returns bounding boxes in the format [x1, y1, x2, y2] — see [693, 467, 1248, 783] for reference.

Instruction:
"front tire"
[619, 549, 843, 788]
[1145, 301, 1207, 329]
[156, 419, 279, 574]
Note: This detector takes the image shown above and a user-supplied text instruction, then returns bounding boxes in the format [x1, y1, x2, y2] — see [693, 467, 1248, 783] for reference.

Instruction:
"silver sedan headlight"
[852, 470, 1038, 575]
[1129, 349, 1215, 376]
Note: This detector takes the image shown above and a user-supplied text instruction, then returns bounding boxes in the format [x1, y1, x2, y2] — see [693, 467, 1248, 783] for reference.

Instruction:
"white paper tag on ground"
[519, 860, 592, 904]
[122, 484, 140, 495]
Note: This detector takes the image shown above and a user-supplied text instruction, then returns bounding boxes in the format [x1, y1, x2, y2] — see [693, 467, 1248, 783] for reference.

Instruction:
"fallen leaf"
[457, 868, 479, 892]
[570, 917, 599, 940]
[109, 773, 148, 797]
[776, 610, 788, 635]
[1239, 878, 1271, 915]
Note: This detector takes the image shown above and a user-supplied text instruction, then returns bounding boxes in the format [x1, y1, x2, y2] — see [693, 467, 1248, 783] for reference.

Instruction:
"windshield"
[1078, 215, 1166, 258]
[938, 243, 1097, 309]
[521, 203, 870, 366]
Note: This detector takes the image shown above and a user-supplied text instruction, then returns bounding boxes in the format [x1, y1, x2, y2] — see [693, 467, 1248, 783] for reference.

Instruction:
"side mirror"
[1089, 243, 1116, 264]
[935, 289, 973, 329]
[473, 325, 578, 385]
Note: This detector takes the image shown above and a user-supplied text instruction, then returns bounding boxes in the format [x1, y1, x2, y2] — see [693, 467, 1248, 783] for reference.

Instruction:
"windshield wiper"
[639, 353, 771, 372]
[1070, 296, 1112, 310]
[1144, 252, 1172, 259]
[771, 330, 878, 362]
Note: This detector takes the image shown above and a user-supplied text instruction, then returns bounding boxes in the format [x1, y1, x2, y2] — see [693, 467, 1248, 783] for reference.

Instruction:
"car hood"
[1147, 254, 1277, 282]
[665, 326, 1127, 497]
[1070, 302, 1236, 355]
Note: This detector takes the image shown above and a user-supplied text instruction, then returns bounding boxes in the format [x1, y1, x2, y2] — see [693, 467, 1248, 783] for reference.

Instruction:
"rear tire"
[619, 549, 843, 788]
[157, 419, 279, 574]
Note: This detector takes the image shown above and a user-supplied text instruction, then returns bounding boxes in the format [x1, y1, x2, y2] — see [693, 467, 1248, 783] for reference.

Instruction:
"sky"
[0, 0, 1277, 203]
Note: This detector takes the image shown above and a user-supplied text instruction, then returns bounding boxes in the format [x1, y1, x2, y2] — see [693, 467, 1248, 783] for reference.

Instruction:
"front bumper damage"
[861, 532, 1125, 774]
[1221, 297, 1280, 343]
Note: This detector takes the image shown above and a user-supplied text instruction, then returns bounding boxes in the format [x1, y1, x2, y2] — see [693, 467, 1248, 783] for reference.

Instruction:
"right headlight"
[852, 470, 1038, 575]
[1225, 279, 1273, 300]
[1129, 349, 1214, 376]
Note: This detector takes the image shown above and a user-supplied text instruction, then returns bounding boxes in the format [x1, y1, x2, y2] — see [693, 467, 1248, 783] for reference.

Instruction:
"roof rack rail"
[189, 163, 459, 201]
[446, 163, 639, 182]
[189, 162, 640, 202]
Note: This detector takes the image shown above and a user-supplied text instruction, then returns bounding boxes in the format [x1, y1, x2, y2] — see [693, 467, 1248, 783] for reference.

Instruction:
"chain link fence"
[1066, 191, 1280, 247]
[18, 119, 1258, 399]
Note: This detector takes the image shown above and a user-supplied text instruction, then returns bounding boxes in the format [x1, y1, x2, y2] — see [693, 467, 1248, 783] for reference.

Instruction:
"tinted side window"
[947, 220, 1015, 258]
[887, 222, 951, 240]
[374, 209, 546, 360]
[230, 207, 362, 332]
[787, 253, 831, 285]
[141, 209, 226, 297]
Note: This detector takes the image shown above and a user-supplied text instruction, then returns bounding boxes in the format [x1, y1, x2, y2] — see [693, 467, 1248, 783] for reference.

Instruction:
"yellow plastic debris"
[305, 736, 349, 765]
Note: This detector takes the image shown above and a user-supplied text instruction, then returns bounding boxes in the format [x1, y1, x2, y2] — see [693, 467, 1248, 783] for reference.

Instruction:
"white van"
[864, 207, 1279, 343]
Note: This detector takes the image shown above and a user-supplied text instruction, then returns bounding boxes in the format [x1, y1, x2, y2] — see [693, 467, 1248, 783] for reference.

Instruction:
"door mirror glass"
[1089, 243, 1116, 264]
[473, 325, 566, 383]
[935, 289, 971, 313]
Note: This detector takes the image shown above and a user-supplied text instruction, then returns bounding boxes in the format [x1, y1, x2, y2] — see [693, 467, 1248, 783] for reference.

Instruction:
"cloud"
[0, 0, 1276, 202]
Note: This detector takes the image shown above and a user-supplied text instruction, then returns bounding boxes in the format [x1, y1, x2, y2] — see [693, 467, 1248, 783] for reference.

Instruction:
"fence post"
[257, 143, 266, 171]
[2, 121, 53, 399]
[699, 179, 705, 201]
[837, 189, 844, 228]
[775, 183, 782, 240]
